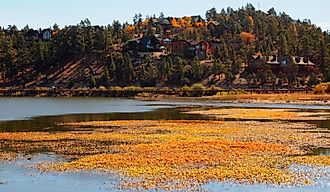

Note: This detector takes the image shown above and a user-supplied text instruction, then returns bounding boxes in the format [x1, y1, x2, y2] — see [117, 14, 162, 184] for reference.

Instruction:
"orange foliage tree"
[141, 19, 149, 28]
[125, 25, 135, 33]
[240, 32, 256, 44]
[195, 21, 205, 28]
[181, 16, 193, 28]
[171, 18, 181, 28]
[248, 16, 254, 31]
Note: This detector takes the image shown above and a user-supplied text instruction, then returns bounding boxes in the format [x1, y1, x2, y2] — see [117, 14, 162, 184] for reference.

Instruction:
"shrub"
[123, 86, 143, 92]
[191, 83, 206, 91]
[160, 87, 171, 92]
[137, 92, 153, 97]
[110, 86, 123, 91]
[207, 85, 222, 92]
[191, 83, 206, 97]
[142, 87, 157, 92]
[313, 83, 329, 94]
[217, 91, 228, 96]
[235, 88, 247, 95]
[181, 85, 191, 92]
[98, 86, 107, 91]
[36, 87, 50, 91]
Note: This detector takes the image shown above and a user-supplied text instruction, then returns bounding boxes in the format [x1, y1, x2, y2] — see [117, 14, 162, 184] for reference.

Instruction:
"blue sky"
[0, 0, 329, 31]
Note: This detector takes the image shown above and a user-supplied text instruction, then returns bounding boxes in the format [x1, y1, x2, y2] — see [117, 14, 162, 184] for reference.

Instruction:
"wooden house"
[207, 21, 221, 37]
[188, 40, 210, 60]
[170, 40, 210, 60]
[138, 35, 161, 52]
[124, 35, 161, 53]
[170, 40, 191, 57]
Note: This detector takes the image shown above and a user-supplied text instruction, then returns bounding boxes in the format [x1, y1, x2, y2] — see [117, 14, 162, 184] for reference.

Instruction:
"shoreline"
[0, 88, 330, 106]
[150, 94, 330, 106]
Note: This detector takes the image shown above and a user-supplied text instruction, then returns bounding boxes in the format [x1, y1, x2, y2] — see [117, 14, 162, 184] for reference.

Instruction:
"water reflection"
[313, 147, 330, 156]
[2, 105, 330, 132]
[0, 107, 212, 132]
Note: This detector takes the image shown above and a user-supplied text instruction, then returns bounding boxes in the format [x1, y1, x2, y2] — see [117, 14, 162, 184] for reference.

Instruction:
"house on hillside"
[188, 40, 210, 60]
[291, 56, 317, 74]
[150, 18, 173, 31]
[207, 21, 232, 37]
[138, 35, 161, 52]
[41, 28, 52, 40]
[160, 38, 172, 47]
[191, 15, 203, 23]
[25, 29, 39, 41]
[158, 18, 172, 31]
[125, 38, 140, 53]
[170, 40, 210, 60]
[249, 55, 290, 73]
[170, 40, 192, 57]
[248, 54, 317, 74]
[124, 35, 161, 53]
[291, 56, 315, 66]
[207, 21, 221, 37]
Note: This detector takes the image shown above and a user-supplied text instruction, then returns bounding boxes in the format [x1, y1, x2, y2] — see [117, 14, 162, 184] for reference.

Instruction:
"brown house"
[188, 40, 210, 60]
[170, 40, 191, 57]
[170, 40, 210, 60]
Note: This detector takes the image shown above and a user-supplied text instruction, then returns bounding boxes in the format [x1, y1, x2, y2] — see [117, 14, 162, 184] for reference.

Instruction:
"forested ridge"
[1, 4, 330, 89]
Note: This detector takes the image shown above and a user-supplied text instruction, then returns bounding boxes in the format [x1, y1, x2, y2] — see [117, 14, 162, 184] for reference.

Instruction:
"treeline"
[0, 4, 330, 89]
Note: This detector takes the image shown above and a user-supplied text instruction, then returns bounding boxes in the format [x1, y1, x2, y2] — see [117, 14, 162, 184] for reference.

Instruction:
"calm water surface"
[2, 97, 330, 121]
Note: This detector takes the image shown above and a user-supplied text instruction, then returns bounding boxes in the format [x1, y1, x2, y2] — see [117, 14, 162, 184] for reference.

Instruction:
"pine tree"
[126, 54, 135, 83]
[279, 33, 289, 56]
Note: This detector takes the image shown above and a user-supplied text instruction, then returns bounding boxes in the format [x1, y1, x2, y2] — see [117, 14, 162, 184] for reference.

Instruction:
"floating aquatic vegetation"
[185, 108, 330, 121]
[0, 152, 15, 162]
[1, 112, 330, 190]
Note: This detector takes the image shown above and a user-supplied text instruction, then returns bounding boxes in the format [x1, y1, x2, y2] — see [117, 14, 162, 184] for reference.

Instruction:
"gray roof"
[159, 19, 171, 25]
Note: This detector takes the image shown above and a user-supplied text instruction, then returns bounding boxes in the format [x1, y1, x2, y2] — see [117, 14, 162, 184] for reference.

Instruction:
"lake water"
[2, 97, 330, 121]
[1, 97, 330, 191]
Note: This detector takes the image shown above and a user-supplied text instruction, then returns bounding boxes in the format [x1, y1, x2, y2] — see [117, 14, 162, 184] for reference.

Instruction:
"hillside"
[0, 4, 330, 89]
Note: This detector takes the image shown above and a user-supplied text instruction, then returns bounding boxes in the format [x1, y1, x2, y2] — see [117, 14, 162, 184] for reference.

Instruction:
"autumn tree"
[240, 32, 256, 44]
